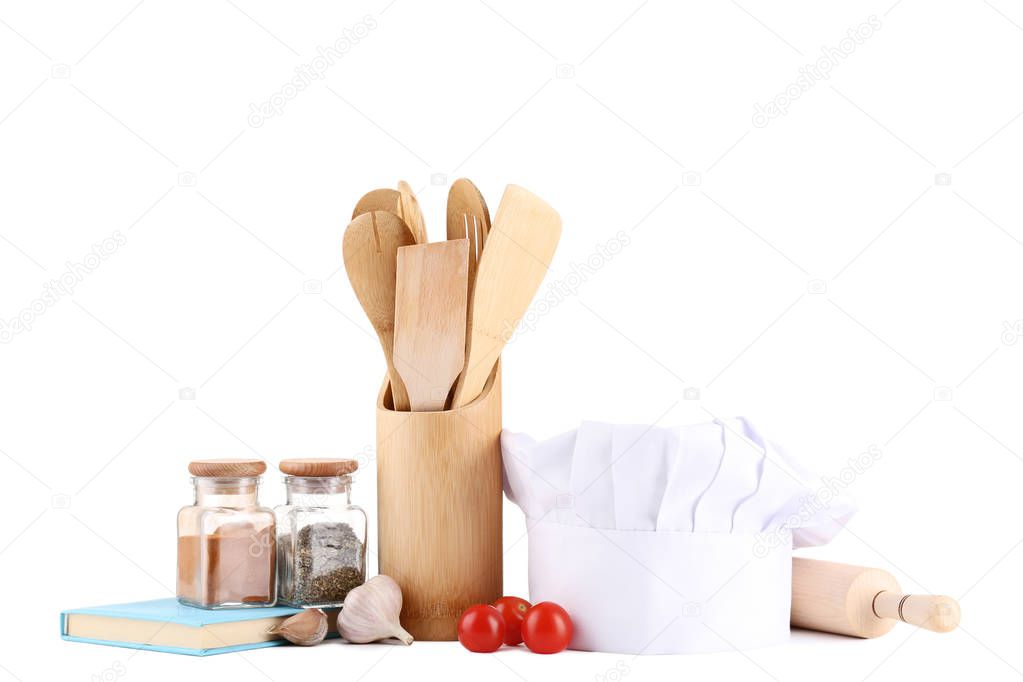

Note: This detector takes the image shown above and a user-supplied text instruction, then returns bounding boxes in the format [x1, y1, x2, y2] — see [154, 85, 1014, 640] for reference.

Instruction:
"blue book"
[61, 598, 334, 656]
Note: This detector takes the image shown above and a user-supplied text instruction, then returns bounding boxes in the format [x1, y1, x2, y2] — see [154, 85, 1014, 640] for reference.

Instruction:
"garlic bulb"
[338, 575, 414, 645]
[268, 608, 328, 646]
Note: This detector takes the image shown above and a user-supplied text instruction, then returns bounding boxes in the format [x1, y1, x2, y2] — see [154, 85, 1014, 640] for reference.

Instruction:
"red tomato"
[521, 602, 573, 654]
[457, 604, 505, 653]
[493, 596, 531, 646]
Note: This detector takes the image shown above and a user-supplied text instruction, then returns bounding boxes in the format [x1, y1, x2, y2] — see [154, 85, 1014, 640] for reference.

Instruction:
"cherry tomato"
[521, 602, 573, 654]
[457, 604, 505, 653]
[493, 596, 531, 646]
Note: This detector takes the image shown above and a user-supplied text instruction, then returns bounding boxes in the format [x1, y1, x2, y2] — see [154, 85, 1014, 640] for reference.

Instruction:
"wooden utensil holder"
[375, 363, 502, 641]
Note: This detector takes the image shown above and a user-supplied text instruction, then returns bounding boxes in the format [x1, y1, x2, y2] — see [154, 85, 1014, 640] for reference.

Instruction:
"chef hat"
[501, 417, 856, 654]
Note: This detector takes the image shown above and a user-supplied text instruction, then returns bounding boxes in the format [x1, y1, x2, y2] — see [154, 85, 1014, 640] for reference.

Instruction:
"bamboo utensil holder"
[375, 363, 503, 641]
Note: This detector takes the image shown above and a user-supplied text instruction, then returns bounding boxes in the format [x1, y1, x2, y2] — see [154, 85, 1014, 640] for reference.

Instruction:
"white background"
[1, 0, 1021, 680]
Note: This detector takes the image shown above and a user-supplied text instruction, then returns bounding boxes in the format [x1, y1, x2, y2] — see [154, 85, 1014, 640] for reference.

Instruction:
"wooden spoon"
[397, 181, 428, 244]
[393, 239, 468, 412]
[447, 178, 491, 388]
[352, 188, 401, 220]
[451, 185, 561, 407]
[342, 210, 416, 411]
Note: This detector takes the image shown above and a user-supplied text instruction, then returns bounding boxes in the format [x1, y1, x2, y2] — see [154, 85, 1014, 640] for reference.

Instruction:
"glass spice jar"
[176, 459, 277, 609]
[275, 458, 367, 607]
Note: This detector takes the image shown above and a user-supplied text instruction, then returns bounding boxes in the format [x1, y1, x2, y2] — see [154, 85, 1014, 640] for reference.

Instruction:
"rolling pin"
[791, 558, 961, 638]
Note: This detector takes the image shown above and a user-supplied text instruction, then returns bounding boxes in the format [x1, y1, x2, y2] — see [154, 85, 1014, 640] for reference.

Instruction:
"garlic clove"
[268, 608, 328, 646]
[338, 575, 414, 645]
[392, 627, 414, 646]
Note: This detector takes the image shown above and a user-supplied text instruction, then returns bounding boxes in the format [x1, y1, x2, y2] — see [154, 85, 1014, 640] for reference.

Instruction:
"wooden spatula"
[447, 178, 491, 386]
[342, 211, 416, 411]
[397, 181, 428, 244]
[450, 185, 561, 408]
[393, 239, 469, 412]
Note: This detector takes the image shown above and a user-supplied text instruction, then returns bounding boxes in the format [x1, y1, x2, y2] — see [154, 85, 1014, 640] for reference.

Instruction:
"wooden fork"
[446, 178, 491, 397]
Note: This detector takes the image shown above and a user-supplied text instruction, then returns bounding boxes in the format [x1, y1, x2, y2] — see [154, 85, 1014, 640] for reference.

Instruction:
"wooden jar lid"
[188, 458, 267, 477]
[279, 458, 358, 477]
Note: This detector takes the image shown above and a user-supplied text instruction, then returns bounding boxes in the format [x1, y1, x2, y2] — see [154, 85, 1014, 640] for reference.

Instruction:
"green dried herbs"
[307, 565, 364, 601]
[280, 521, 365, 606]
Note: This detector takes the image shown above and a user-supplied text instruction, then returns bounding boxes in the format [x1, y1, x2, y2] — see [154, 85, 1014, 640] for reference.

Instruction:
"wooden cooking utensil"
[342, 210, 416, 411]
[397, 181, 428, 244]
[450, 185, 561, 408]
[393, 239, 469, 412]
[352, 188, 401, 220]
[446, 178, 491, 386]
[446, 178, 491, 256]
[791, 558, 960, 637]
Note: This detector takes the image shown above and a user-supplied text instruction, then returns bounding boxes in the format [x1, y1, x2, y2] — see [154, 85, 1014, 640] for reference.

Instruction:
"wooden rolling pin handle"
[872, 591, 961, 633]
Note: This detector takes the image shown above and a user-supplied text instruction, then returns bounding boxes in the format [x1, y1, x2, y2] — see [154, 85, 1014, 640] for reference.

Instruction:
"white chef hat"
[501, 417, 856, 654]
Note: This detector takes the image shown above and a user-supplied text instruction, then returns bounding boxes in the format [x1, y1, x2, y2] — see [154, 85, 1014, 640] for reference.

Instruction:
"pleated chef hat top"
[501, 417, 856, 654]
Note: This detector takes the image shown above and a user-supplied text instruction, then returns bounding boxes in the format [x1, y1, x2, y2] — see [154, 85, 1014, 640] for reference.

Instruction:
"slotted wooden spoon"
[352, 188, 401, 220]
[450, 185, 561, 407]
[353, 186, 427, 246]
[342, 210, 416, 411]
[393, 239, 468, 412]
